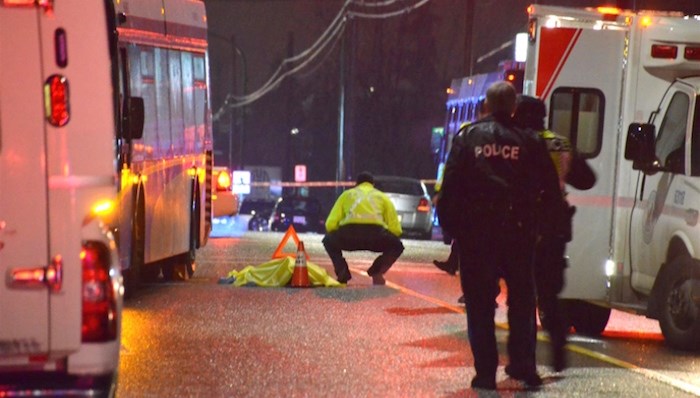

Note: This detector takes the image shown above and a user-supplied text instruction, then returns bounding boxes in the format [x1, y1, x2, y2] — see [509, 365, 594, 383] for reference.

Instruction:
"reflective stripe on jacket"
[540, 129, 572, 191]
[325, 182, 402, 237]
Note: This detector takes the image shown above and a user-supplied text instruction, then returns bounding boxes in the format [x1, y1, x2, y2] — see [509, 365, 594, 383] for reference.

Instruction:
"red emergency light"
[651, 44, 678, 59]
[685, 47, 700, 61]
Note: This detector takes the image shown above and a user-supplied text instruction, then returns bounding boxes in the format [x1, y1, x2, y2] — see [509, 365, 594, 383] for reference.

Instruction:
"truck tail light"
[43, 75, 70, 127]
[216, 169, 232, 191]
[81, 242, 117, 342]
[2, 0, 51, 7]
[651, 44, 678, 59]
[416, 197, 431, 213]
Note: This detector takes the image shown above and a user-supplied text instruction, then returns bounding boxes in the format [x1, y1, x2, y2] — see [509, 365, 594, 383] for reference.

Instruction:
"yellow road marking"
[350, 267, 700, 396]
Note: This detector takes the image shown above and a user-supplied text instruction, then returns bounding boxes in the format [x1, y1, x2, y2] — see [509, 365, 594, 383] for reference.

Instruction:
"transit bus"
[0, 0, 212, 394]
[436, 61, 523, 183]
[114, 0, 214, 288]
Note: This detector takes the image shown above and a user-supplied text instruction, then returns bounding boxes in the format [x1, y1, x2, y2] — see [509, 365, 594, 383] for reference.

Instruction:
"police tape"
[248, 179, 439, 188]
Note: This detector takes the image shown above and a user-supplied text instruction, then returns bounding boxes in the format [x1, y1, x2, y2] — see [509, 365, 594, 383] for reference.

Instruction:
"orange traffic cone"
[291, 241, 311, 288]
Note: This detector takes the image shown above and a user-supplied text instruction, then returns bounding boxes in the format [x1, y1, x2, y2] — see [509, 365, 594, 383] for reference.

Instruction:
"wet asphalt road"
[116, 225, 700, 397]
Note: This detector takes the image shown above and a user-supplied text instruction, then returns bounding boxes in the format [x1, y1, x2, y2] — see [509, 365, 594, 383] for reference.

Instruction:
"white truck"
[1, 0, 212, 394]
[522, 4, 700, 349]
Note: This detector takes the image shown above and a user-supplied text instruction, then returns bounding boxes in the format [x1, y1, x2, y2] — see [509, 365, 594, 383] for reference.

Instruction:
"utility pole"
[286, 32, 296, 192]
[336, 22, 346, 197]
[234, 44, 247, 170]
[465, 0, 475, 75]
[229, 35, 237, 171]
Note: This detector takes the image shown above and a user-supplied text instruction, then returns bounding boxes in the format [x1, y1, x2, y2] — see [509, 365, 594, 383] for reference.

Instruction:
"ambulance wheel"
[567, 300, 610, 336]
[658, 256, 700, 350]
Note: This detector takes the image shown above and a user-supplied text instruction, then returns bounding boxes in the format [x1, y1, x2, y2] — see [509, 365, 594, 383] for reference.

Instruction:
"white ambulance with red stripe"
[523, 4, 700, 349]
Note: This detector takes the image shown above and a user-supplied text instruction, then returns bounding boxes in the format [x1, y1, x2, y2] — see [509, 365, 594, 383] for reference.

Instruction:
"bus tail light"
[44, 75, 70, 127]
[416, 197, 431, 213]
[81, 242, 117, 342]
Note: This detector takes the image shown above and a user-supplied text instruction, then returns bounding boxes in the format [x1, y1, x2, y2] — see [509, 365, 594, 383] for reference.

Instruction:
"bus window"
[182, 52, 195, 154]
[155, 48, 172, 157]
[169, 49, 184, 156]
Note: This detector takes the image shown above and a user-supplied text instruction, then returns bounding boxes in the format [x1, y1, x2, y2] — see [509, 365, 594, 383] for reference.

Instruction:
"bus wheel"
[186, 190, 200, 278]
[567, 300, 610, 336]
[658, 256, 700, 350]
[125, 191, 147, 294]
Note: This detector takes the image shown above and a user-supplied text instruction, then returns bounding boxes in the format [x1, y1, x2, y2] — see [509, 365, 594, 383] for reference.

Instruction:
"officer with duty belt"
[438, 81, 567, 390]
[513, 95, 596, 373]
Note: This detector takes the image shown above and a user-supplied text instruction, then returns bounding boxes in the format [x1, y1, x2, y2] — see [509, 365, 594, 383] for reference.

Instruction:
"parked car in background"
[238, 197, 277, 231]
[212, 166, 239, 218]
[373, 175, 433, 240]
[269, 196, 326, 234]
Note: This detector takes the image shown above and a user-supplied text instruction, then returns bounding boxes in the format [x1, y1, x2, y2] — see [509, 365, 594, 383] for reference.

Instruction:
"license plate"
[293, 215, 307, 225]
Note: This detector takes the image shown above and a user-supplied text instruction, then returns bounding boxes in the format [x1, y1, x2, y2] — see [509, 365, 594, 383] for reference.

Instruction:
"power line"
[212, 0, 432, 120]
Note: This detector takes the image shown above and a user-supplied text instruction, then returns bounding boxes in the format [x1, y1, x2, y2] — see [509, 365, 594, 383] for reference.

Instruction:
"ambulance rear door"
[0, 5, 52, 364]
[525, 21, 627, 300]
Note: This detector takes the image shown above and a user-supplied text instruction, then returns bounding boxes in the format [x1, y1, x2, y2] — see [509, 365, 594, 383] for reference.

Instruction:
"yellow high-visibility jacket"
[540, 129, 573, 192]
[325, 182, 402, 237]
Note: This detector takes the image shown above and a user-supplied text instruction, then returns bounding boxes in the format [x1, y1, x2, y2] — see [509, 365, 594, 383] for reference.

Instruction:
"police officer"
[323, 171, 404, 285]
[439, 82, 566, 390]
[513, 95, 596, 372]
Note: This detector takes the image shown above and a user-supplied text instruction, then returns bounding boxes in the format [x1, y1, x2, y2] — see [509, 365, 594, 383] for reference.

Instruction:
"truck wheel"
[567, 300, 610, 336]
[658, 256, 700, 350]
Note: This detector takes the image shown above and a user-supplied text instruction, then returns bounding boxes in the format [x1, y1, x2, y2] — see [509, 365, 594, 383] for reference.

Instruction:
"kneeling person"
[323, 171, 404, 285]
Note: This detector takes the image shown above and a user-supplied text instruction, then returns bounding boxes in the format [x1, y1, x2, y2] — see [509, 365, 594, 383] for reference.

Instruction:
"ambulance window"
[656, 91, 688, 174]
[549, 88, 604, 158]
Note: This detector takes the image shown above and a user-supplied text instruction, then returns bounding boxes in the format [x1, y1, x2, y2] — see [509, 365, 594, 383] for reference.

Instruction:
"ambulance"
[522, 4, 700, 349]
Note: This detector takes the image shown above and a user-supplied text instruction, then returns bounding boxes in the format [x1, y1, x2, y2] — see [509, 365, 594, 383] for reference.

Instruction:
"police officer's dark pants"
[322, 224, 404, 281]
[534, 237, 568, 360]
[457, 217, 537, 381]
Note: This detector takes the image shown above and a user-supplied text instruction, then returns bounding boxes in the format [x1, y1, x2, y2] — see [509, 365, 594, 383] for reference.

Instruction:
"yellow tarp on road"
[224, 257, 342, 287]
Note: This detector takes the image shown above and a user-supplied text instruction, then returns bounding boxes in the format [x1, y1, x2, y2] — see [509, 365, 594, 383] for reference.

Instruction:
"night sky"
[204, 0, 700, 199]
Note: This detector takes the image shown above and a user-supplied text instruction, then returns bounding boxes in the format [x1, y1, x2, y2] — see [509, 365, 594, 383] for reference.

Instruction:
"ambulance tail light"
[81, 242, 117, 342]
[44, 75, 70, 127]
[651, 44, 678, 59]
[416, 197, 431, 213]
[685, 47, 700, 61]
